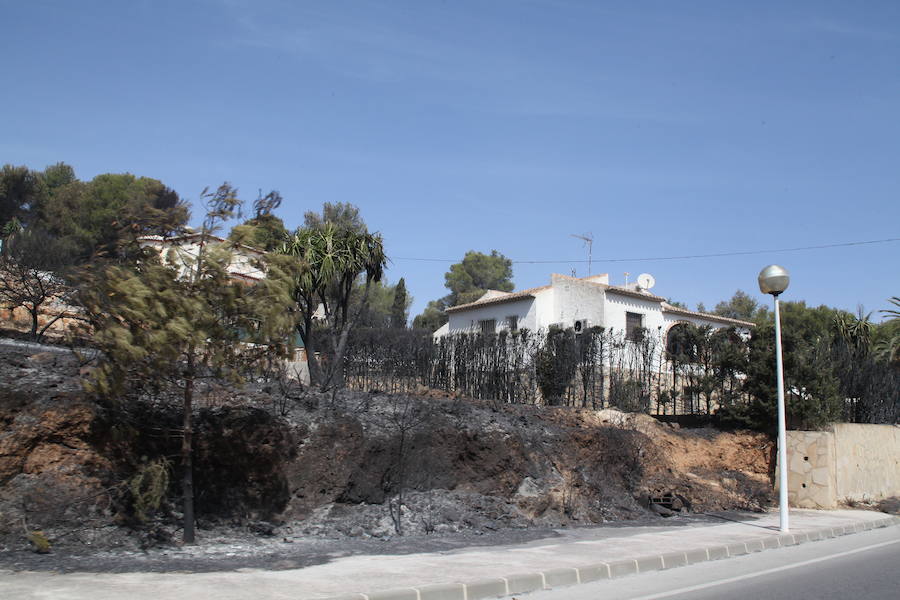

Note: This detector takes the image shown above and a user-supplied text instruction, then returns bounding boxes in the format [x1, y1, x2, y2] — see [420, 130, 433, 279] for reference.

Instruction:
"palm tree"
[0, 217, 23, 253]
[834, 309, 875, 353]
[281, 222, 386, 390]
[874, 297, 900, 366]
[881, 297, 900, 319]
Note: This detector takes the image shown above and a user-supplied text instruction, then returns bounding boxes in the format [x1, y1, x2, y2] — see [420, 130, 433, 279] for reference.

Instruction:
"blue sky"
[4, 0, 899, 320]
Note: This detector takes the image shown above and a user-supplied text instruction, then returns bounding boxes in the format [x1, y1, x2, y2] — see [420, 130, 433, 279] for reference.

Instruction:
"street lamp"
[758, 264, 790, 532]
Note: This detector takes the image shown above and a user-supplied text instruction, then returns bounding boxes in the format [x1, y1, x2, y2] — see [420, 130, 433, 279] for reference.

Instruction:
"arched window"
[666, 323, 695, 361]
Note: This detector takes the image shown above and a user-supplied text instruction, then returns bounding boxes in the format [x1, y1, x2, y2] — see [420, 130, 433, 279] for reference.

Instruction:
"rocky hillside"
[0, 341, 774, 556]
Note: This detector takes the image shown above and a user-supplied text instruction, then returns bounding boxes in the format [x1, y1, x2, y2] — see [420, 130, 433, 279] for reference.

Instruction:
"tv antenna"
[570, 232, 593, 275]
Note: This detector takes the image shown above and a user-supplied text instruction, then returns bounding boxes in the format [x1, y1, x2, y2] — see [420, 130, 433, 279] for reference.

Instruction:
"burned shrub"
[585, 427, 651, 495]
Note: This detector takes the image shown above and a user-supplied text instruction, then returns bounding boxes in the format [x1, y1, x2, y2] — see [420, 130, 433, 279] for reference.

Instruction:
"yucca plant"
[874, 297, 900, 366]
[280, 222, 386, 391]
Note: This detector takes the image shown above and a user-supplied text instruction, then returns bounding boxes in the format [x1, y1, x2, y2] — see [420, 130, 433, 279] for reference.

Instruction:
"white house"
[441, 273, 753, 343]
[137, 233, 266, 284]
[137, 233, 319, 383]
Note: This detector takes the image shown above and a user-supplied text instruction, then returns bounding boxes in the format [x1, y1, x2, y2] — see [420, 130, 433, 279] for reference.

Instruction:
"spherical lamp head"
[758, 264, 790, 296]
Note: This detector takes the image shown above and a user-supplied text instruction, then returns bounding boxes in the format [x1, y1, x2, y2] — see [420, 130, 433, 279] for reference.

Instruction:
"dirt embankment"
[0, 342, 774, 556]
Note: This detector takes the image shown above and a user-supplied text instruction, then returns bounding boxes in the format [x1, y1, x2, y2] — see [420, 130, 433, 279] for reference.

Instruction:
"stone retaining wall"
[779, 424, 899, 508]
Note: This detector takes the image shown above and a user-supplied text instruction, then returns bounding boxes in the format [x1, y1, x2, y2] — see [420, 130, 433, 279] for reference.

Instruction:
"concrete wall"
[780, 424, 900, 509]
[831, 424, 900, 502]
[284, 350, 310, 385]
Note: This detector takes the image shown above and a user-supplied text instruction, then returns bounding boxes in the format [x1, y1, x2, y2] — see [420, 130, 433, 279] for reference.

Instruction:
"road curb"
[322, 515, 899, 600]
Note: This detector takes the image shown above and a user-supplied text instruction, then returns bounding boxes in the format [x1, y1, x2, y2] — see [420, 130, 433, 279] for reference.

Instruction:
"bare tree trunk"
[320, 280, 372, 392]
[324, 322, 354, 390]
[390, 426, 407, 535]
[182, 355, 196, 544]
[299, 314, 324, 388]
[28, 305, 39, 339]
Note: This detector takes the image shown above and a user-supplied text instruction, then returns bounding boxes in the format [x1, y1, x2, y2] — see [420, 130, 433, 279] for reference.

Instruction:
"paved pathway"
[1, 509, 896, 600]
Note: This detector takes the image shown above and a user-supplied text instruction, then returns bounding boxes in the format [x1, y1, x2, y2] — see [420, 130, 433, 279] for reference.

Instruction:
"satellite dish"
[637, 273, 656, 290]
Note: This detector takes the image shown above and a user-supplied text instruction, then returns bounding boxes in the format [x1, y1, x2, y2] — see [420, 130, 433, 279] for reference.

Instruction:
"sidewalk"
[1, 510, 897, 600]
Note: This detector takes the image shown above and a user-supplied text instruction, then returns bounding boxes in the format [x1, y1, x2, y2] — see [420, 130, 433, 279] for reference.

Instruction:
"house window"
[626, 312, 644, 341]
[479, 319, 496, 334]
[666, 323, 693, 359]
[505, 315, 518, 331]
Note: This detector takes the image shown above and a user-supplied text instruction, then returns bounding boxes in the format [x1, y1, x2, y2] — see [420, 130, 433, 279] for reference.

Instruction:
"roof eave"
[605, 287, 666, 303]
[661, 305, 755, 328]
[445, 293, 537, 313]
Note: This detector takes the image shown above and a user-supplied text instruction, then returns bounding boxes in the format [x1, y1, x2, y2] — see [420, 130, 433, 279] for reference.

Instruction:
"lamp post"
[758, 264, 790, 532]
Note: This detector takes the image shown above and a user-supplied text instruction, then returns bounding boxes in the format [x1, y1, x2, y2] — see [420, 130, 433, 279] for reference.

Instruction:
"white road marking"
[626, 538, 900, 600]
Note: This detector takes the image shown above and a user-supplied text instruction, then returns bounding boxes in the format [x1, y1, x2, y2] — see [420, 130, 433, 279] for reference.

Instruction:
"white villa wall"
[140, 236, 265, 281]
[548, 274, 605, 329]
[582, 274, 610, 285]
[444, 274, 751, 343]
[532, 288, 555, 328]
[604, 291, 666, 337]
[447, 297, 539, 333]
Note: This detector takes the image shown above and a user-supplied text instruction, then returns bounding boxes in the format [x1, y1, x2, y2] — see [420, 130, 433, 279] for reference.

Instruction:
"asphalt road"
[523, 524, 900, 600]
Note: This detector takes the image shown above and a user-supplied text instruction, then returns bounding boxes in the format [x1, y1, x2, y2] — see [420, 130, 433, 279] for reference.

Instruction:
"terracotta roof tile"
[445, 285, 551, 313]
[661, 302, 755, 327]
[604, 285, 667, 303]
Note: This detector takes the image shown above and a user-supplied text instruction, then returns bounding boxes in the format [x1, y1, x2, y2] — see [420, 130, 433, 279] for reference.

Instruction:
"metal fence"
[343, 326, 751, 415]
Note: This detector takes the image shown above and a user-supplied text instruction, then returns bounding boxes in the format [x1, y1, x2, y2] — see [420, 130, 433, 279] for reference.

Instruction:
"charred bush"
[586, 428, 650, 494]
[96, 401, 296, 526]
[191, 407, 295, 521]
[536, 327, 578, 406]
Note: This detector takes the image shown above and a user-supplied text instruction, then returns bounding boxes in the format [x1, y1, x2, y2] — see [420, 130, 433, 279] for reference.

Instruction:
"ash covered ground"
[1, 339, 779, 573]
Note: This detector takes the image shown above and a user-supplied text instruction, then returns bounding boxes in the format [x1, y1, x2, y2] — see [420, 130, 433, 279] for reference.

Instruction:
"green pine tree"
[79, 184, 295, 543]
[391, 277, 408, 328]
